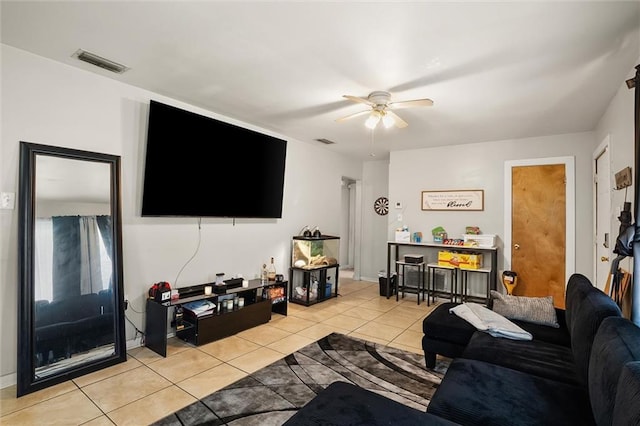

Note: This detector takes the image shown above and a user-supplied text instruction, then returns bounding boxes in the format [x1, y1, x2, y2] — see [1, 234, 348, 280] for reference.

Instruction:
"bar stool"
[426, 263, 459, 306]
[395, 261, 426, 305]
[459, 267, 492, 306]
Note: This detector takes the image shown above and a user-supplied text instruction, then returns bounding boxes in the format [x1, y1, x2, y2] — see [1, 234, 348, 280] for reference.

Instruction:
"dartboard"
[374, 197, 389, 215]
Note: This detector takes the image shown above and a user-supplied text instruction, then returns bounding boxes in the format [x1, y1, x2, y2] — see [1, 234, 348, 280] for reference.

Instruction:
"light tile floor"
[1, 277, 442, 425]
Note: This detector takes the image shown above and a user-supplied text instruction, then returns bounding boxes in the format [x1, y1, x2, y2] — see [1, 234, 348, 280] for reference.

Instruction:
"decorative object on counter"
[261, 263, 268, 284]
[431, 226, 447, 243]
[204, 285, 213, 296]
[395, 225, 410, 243]
[412, 232, 423, 243]
[149, 281, 172, 303]
[466, 226, 481, 235]
[275, 274, 284, 282]
[267, 257, 277, 281]
[215, 273, 225, 286]
[421, 189, 484, 211]
[443, 238, 464, 246]
[299, 225, 312, 237]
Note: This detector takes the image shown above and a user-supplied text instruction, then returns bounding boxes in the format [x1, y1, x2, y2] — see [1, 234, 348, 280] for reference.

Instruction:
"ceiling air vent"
[315, 138, 336, 145]
[72, 49, 130, 74]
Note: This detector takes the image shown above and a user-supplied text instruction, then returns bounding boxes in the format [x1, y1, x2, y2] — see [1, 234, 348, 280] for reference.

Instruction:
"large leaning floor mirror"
[17, 141, 126, 397]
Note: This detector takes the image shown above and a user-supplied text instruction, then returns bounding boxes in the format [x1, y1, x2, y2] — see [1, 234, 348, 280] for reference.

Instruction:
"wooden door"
[511, 164, 567, 308]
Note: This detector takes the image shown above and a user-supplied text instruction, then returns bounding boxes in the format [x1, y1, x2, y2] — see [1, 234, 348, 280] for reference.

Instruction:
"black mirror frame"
[17, 141, 127, 397]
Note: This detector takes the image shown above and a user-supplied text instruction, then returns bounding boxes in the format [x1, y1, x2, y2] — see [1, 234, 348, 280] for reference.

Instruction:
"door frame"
[592, 136, 611, 290]
[503, 157, 576, 282]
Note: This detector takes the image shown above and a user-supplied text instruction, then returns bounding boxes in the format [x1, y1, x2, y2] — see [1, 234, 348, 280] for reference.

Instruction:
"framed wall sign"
[421, 190, 484, 211]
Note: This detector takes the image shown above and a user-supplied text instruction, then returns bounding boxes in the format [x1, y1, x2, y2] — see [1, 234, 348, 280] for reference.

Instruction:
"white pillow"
[490, 290, 559, 328]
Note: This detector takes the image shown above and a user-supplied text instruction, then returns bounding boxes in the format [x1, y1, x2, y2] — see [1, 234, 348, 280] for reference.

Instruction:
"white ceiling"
[2, 1, 639, 161]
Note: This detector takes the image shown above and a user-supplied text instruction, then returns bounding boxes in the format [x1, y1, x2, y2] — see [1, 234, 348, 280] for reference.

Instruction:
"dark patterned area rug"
[153, 332, 449, 426]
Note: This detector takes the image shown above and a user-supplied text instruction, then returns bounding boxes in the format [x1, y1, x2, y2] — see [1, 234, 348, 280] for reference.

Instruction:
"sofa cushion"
[570, 288, 621, 382]
[512, 315, 570, 347]
[422, 303, 476, 346]
[612, 361, 640, 426]
[283, 381, 459, 426]
[461, 331, 580, 385]
[427, 358, 595, 426]
[564, 273, 597, 332]
[588, 317, 640, 425]
[490, 290, 559, 327]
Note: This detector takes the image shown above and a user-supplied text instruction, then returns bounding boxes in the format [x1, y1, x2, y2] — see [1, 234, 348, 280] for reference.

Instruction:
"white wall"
[359, 160, 390, 282]
[388, 132, 596, 278]
[0, 45, 362, 382]
[595, 63, 637, 275]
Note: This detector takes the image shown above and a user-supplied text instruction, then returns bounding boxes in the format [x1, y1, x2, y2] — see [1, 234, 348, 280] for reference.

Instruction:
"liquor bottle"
[267, 257, 277, 282]
[261, 263, 268, 285]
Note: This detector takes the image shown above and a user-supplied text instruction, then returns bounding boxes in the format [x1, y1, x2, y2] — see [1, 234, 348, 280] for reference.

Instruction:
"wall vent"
[315, 138, 336, 145]
[72, 49, 130, 74]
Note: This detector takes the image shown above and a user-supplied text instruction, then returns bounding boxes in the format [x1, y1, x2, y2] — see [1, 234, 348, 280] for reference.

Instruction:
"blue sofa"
[286, 274, 640, 425]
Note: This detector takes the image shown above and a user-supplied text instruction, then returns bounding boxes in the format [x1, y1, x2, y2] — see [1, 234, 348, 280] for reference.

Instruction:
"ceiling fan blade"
[389, 98, 434, 109]
[386, 110, 408, 128]
[336, 109, 370, 122]
[343, 95, 375, 106]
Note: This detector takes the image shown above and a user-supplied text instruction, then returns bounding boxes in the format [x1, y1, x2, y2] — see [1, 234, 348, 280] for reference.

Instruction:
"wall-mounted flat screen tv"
[142, 100, 287, 218]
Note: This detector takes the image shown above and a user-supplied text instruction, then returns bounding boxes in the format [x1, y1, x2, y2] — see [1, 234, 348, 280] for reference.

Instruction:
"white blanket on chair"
[449, 303, 533, 341]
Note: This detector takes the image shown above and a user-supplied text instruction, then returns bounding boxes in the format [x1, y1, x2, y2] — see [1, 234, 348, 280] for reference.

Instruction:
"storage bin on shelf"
[462, 234, 496, 248]
[438, 251, 483, 269]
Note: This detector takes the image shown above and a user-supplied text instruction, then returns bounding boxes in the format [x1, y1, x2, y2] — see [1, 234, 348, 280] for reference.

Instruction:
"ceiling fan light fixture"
[382, 113, 395, 129]
[365, 110, 382, 129]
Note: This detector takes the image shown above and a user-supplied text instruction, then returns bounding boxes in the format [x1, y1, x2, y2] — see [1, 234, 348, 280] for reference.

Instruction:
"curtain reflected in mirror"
[18, 142, 126, 396]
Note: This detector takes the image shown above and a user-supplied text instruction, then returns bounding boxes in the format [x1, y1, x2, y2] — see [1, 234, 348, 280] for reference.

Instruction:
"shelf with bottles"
[145, 278, 285, 356]
[289, 264, 339, 306]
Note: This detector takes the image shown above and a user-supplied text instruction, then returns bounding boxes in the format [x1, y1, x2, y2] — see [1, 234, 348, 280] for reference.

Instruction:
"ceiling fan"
[336, 91, 433, 129]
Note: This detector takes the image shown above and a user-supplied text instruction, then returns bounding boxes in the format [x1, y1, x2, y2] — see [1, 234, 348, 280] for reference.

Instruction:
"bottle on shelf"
[267, 257, 277, 282]
[261, 263, 268, 285]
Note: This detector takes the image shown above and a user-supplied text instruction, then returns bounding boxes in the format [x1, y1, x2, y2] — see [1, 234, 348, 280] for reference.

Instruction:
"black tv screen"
[142, 100, 287, 218]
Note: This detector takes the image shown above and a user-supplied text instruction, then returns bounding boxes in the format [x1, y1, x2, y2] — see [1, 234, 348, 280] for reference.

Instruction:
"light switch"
[1, 192, 15, 210]
[397, 213, 403, 222]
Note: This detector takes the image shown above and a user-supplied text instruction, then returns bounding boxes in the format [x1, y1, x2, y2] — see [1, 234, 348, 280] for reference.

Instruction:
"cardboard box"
[395, 231, 411, 243]
[438, 251, 483, 269]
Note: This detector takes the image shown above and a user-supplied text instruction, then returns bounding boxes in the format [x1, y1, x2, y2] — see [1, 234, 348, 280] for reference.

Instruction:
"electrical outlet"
[0, 192, 15, 210]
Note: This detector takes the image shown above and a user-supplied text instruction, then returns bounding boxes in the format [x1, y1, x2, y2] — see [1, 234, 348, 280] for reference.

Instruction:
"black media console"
[144, 279, 287, 357]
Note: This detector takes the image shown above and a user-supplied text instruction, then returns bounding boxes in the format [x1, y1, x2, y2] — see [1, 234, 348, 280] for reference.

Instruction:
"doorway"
[504, 157, 575, 308]
[593, 137, 611, 291]
[341, 177, 361, 281]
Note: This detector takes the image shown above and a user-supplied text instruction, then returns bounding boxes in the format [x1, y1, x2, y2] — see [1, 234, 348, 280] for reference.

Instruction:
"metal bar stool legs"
[460, 267, 492, 306]
[427, 263, 459, 304]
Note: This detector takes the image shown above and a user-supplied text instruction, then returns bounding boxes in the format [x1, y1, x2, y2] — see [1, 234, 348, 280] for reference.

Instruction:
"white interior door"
[594, 137, 611, 291]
